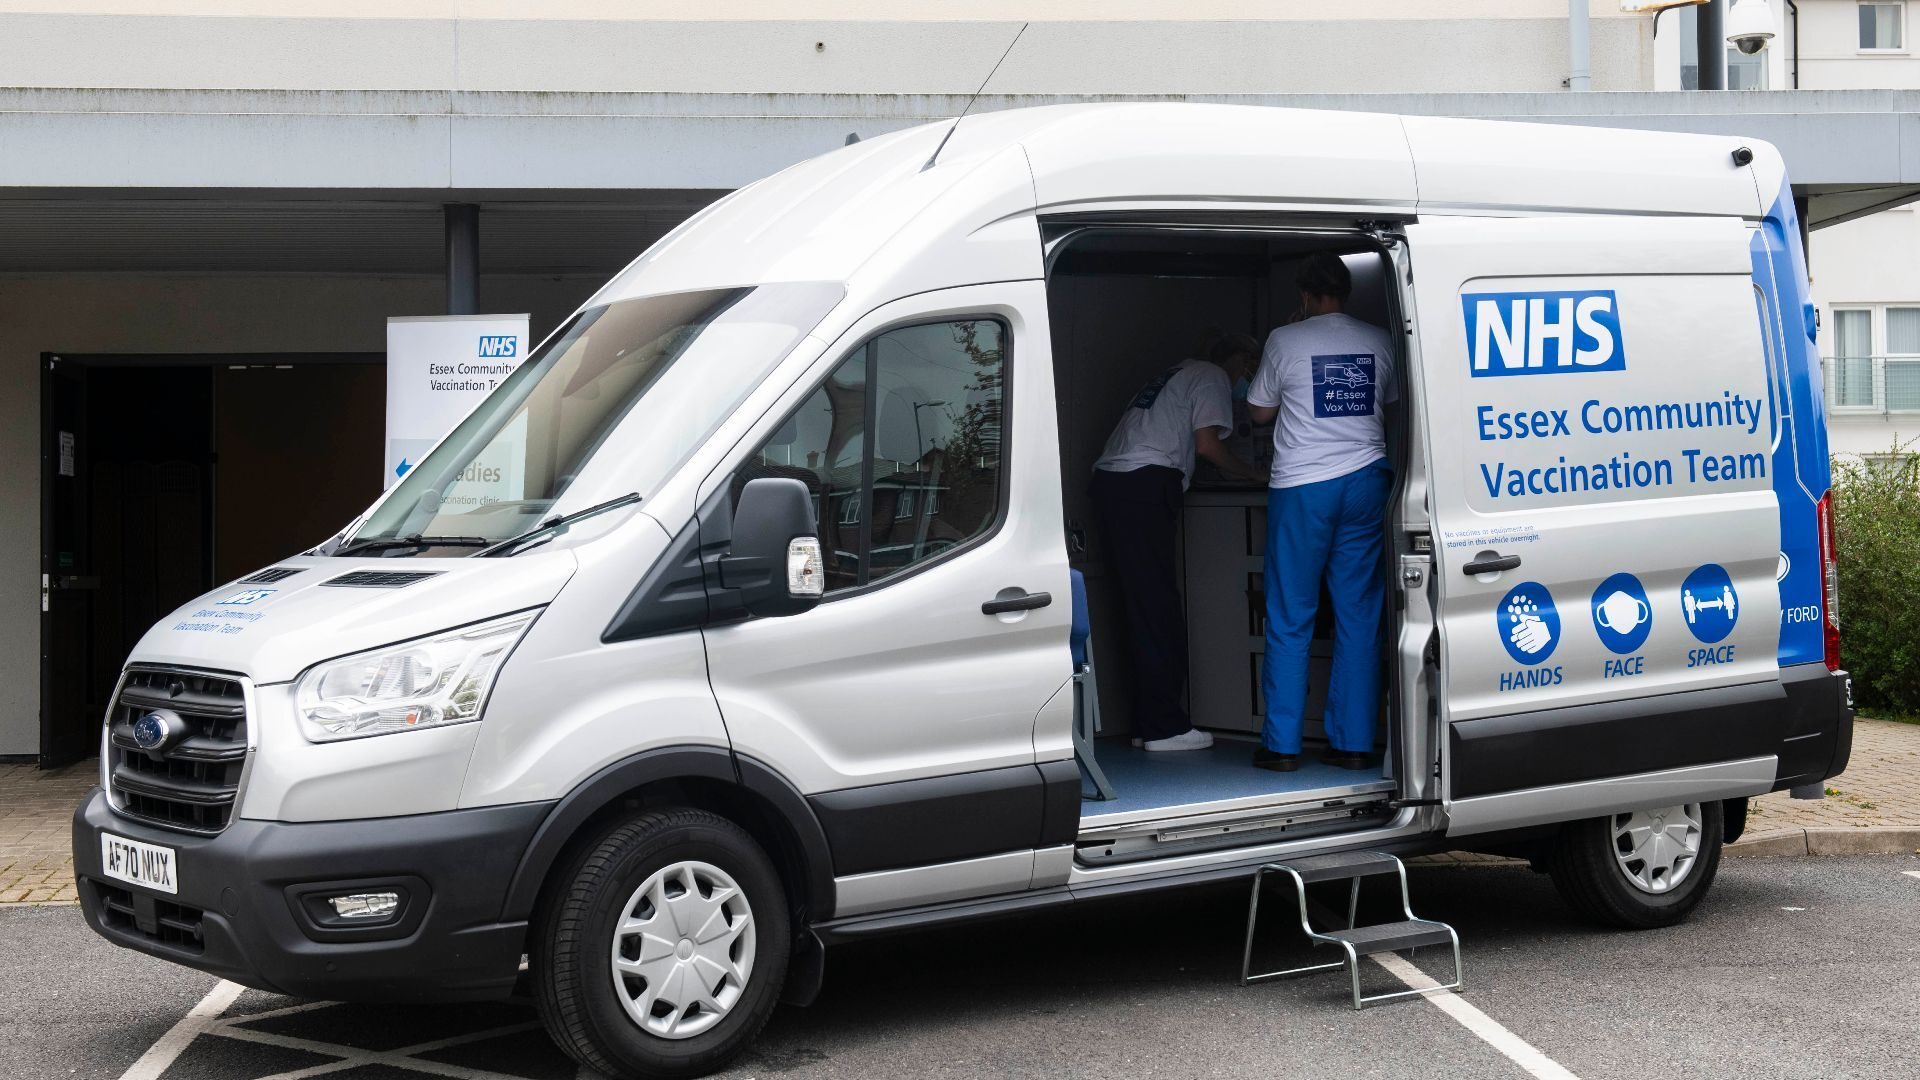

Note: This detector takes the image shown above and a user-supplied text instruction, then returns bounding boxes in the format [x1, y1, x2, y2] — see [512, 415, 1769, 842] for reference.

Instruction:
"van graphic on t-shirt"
[1311, 353, 1377, 418]
[1129, 365, 1182, 410]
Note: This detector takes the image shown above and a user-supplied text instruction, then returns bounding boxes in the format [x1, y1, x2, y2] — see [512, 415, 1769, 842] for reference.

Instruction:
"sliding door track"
[1076, 786, 1396, 867]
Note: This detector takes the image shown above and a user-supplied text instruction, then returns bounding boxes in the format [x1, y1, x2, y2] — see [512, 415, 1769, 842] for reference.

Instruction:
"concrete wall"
[0, 273, 599, 755]
[0, 2, 1654, 94]
[1808, 204, 1920, 458]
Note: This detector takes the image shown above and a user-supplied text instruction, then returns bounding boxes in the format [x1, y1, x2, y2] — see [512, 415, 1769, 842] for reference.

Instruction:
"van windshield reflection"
[338, 283, 843, 555]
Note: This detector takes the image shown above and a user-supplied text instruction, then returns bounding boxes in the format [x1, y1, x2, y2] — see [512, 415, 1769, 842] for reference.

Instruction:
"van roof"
[593, 102, 1775, 305]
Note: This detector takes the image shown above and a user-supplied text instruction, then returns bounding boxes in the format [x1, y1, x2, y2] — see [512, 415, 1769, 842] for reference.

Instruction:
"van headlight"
[294, 611, 538, 742]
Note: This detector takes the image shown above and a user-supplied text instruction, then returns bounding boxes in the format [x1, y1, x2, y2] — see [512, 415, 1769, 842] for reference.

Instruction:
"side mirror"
[718, 477, 824, 617]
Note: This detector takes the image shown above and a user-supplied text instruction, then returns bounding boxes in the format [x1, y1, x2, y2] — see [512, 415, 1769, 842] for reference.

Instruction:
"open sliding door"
[1402, 215, 1783, 837]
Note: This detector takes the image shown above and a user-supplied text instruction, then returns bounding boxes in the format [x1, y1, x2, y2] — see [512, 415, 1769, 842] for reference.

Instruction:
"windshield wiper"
[481, 493, 642, 557]
[333, 534, 495, 558]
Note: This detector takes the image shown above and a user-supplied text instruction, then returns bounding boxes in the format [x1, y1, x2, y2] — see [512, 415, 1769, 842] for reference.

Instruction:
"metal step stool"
[1240, 851, 1462, 1009]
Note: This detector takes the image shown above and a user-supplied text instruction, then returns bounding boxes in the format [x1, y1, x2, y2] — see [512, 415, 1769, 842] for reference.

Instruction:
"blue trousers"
[1261, 462, 1392, 755]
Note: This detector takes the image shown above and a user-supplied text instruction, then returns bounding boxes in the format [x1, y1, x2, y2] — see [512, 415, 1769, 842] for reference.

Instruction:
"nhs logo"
[218, 588, 275, 606]
[477, 335, 518, 359]
[1463, 290, 1625, 377]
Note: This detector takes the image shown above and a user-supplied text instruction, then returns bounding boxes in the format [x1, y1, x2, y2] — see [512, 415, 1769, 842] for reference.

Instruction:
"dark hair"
[1296, 251, 1352, 301]
[1208, 332, 1260, 366]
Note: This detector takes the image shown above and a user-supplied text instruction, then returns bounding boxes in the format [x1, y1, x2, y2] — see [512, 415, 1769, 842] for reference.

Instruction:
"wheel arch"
[501, 746, 837, 935]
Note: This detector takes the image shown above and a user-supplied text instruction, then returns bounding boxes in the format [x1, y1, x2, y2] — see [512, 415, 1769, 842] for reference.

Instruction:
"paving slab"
[1744, 717, 1920, 831]
[0, 760, 93, 905]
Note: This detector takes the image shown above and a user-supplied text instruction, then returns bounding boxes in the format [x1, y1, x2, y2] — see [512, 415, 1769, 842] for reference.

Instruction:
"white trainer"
[1142, 729, 1214, 752]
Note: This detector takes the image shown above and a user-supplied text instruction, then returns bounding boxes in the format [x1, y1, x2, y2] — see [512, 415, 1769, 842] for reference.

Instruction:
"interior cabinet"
[1183, 490, 1331, 740]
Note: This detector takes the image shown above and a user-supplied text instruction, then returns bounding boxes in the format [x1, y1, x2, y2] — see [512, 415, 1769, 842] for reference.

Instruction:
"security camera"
[1727, 0, 1776, 55]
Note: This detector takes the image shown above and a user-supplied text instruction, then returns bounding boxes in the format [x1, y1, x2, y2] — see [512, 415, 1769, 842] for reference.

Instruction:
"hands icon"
[1506, 594, 1553, 656]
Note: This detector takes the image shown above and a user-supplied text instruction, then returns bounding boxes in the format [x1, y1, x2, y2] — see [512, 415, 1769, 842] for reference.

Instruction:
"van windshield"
[345, 283, 843, 551]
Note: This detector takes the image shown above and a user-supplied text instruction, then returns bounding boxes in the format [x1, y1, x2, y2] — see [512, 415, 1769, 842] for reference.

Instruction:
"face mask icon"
[1595, 590, 1650, 634]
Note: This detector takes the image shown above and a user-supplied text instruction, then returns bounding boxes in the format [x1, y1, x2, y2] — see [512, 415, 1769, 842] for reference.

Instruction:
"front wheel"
[1547, 800, 1724, 929]
[532, 807, 791, 1079]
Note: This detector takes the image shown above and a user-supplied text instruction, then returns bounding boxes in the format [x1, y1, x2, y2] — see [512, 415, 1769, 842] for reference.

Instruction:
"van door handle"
[1461, 550, 1522, 576]
[982, 589, 1052, 615]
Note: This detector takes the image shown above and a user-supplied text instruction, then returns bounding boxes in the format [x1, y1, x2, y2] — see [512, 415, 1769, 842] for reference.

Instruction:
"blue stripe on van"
[1749, 180, 1831, 669]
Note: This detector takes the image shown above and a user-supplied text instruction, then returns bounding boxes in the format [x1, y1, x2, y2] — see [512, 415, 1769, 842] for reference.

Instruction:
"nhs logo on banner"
[477, 335, 518, 358]
[1463, 290, 1624, 377]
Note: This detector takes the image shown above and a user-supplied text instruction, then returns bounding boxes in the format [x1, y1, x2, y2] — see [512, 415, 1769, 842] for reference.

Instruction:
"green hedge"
[1833, 445, 1920, 715]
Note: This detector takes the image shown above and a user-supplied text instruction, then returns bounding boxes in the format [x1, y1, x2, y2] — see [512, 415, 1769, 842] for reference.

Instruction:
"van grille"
[106, 668, 249, 835]
[239, 566, 304, 584]
[91, 880, 206, 953]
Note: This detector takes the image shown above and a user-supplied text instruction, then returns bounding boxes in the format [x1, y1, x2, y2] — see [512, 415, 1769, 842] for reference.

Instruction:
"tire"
[531, 807, 791, 1080]
[1546, 800, 1724, 930]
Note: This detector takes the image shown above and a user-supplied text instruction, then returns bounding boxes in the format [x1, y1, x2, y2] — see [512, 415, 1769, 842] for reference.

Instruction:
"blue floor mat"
[1083, 737, 1386, 818]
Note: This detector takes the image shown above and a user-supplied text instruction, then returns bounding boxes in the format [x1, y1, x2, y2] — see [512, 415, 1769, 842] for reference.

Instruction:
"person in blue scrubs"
[1244, 253, 1397, 772]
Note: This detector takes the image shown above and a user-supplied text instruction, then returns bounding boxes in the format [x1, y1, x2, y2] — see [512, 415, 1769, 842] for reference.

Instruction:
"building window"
[741, 318, 1006, 592]
[1832, 308, 1875, 407]
[1860, 2, 1905, 50]
[1678, 6, 1772, 88]
[1727, 48, 1769, 89]
[1828, 305, 1920, 413]
[1886, 306, 1920, 410]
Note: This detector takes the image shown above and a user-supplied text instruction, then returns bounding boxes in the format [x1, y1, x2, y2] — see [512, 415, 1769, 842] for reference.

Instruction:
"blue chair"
[1070, 569, 1116, 801]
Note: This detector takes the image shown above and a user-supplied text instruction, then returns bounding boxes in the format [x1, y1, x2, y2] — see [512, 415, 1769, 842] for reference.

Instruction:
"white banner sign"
[384, 314, 530, 493]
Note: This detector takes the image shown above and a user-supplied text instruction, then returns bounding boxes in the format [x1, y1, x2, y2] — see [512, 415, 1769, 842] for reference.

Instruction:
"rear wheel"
[1547, 800, 1724, 929]
[532, 807, 790, 1079]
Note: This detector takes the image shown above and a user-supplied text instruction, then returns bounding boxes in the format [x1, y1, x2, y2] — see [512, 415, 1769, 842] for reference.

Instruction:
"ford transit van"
[73, 103, 1852, 1078]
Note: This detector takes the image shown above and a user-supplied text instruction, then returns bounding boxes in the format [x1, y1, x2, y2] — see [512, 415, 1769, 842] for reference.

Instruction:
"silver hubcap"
[609, 860, 756, 1040]
[1610, 803, 1704, 895]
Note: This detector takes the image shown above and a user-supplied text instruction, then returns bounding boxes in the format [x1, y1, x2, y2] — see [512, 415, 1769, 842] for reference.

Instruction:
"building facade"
[1647, 0, 1920, 454]
[1791, 0, 1920, 457]
[2, 1, 1916, 761]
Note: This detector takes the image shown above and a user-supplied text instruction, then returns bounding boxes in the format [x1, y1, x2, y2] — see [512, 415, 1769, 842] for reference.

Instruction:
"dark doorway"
[211, 363, 386, 581]
[39, 354, 383, 768]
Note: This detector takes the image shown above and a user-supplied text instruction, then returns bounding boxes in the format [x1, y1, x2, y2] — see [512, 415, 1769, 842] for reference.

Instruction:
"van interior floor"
[1085, 735, 1392, 819]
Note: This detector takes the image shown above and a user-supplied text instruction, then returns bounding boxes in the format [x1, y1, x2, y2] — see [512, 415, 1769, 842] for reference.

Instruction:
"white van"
[74, 104, 1852, 1078]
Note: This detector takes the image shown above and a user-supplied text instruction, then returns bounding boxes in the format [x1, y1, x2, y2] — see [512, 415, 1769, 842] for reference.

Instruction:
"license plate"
[100, 832, 178, 895]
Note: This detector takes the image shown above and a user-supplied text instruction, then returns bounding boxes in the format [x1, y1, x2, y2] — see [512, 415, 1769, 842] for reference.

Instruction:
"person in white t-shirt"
[1091, 334, 1262, 752]
[1245, 252, 1397, 773]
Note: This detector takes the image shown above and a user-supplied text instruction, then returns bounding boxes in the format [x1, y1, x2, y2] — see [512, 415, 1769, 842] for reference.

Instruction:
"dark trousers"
[1090, 465, 1190, 741]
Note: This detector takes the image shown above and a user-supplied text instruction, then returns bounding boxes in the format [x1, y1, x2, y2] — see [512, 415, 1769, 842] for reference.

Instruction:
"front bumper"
[73, 790, 553, 1002]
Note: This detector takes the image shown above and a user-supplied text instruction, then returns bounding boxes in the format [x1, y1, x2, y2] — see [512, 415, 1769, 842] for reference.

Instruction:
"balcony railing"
[1822, 356, 1920, 415]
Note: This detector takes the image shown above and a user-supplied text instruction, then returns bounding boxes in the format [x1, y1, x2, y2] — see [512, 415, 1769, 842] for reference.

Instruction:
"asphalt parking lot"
[5, 854, 1918, 1080]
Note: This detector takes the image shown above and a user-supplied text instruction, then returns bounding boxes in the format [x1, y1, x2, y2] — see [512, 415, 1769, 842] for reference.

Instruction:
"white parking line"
[217, 1014, 543, 1080]
[117, 978, 245, 1080]
[1371, 952, 1581, 1080]
[1903, 871, 1920, 882]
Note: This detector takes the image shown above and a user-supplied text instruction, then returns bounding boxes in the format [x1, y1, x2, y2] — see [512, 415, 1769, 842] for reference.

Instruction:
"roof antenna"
[922, 21, 1028, 172]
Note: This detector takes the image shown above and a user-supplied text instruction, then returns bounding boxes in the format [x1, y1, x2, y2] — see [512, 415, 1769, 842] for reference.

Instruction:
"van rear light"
[1817, 491, 1841, 672]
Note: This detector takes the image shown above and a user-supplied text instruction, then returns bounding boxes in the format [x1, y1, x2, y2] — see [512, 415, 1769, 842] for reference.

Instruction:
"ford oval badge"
[132, 709, 182, 753]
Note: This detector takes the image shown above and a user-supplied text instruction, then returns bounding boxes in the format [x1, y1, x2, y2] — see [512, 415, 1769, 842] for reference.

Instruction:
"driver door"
[699, 282, 1075, 915]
